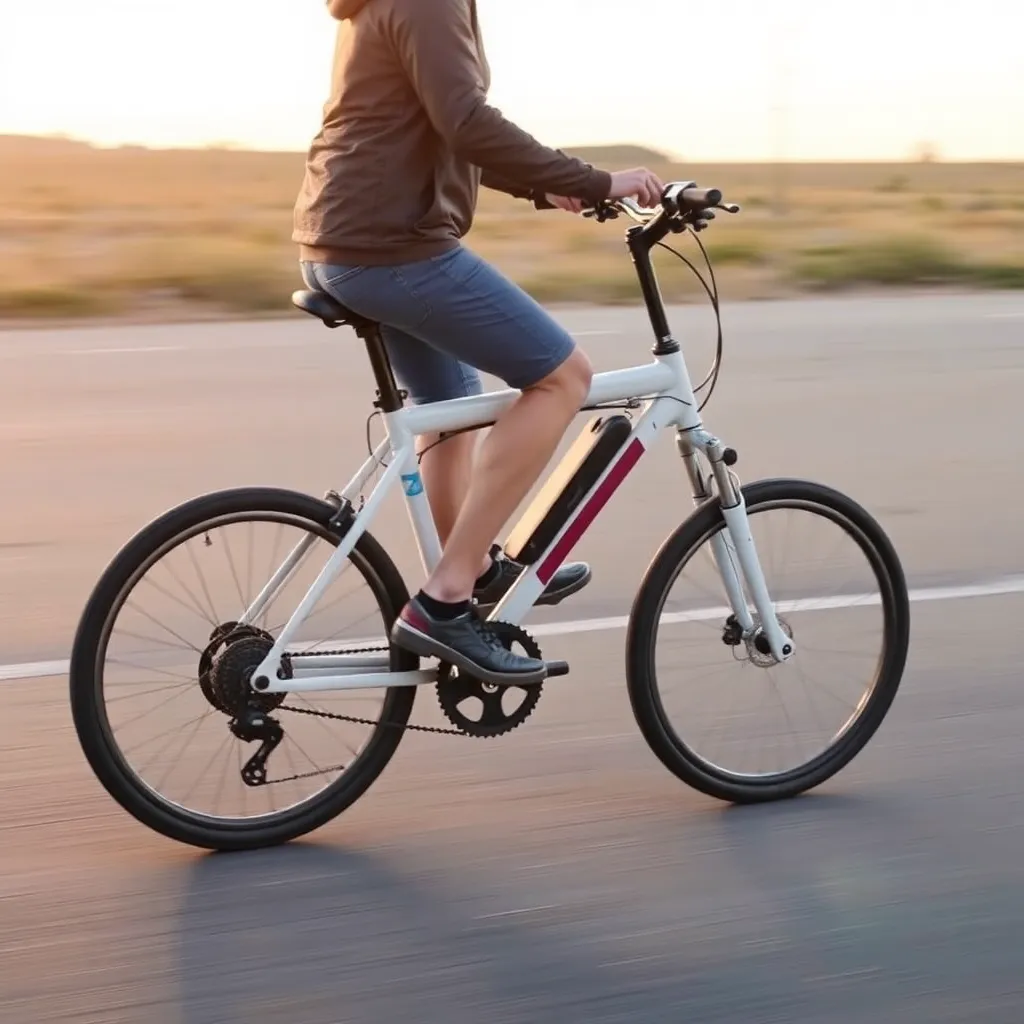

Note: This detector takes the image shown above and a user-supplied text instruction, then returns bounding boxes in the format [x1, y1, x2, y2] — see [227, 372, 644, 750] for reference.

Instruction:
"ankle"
[416, 590, 470, 621]
[422, 577, 473, 604]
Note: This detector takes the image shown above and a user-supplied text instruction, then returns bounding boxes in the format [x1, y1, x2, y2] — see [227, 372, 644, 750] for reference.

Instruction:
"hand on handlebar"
[606, 167, 665, 208]
[545, 194, 587, 214]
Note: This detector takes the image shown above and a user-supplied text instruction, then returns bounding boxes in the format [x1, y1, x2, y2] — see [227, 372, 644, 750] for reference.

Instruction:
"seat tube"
[359, 324, 404, 413]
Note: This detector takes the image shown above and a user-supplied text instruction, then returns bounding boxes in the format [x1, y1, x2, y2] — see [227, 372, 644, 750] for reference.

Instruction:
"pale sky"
[2, 0, 1021, 160]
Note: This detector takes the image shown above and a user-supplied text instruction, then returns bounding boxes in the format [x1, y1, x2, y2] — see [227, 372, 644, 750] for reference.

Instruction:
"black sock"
[417, 590, 470, 621]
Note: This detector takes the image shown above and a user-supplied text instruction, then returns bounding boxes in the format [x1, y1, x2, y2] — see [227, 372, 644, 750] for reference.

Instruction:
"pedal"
[545, 660, 570, 678]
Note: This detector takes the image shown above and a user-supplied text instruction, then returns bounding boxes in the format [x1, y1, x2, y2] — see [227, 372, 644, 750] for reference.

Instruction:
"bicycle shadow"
[171, 839, 683, 1024]
[174, 805, 918, 1024]
[705, 787, 980, 1009]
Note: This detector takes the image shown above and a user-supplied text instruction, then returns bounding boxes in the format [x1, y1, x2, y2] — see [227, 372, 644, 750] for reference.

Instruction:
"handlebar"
[584, 181, 741, 228]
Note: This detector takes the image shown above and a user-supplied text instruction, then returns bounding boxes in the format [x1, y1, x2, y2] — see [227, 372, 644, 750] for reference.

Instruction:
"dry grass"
[1, 135, 1022, 320]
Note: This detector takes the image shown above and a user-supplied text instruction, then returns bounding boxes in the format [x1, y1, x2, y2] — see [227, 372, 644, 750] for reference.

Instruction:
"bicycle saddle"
[291, 289, 377, 331]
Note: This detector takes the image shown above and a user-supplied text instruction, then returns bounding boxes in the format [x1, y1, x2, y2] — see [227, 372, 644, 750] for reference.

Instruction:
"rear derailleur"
[230, 706, 283, 787]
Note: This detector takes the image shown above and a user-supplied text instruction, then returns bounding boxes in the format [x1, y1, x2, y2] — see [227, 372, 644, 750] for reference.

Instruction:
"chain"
[254, 644, 469, 785]
[288, 644, 390, 659]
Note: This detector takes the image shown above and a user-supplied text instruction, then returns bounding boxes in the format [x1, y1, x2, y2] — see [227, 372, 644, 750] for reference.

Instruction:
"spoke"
[106, 680, 193, 703]
[160, 556, 218, 627]
[110, 682, 197, 732]
[107, 658, 194, 683]
[123, 601, 203, 654]
[179, 729, 234, 805]
[185, 538, 221, 624]
[244, 520, 255, 610]
[121, 708, 215, 758]
[220, 527, 247, 615]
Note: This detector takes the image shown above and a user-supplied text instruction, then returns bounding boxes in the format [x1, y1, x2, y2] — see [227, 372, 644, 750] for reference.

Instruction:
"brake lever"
[583, 204, 619, 223]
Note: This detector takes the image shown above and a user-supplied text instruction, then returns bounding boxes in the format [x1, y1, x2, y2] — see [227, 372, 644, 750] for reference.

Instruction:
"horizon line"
[3, 133, 1023, 166]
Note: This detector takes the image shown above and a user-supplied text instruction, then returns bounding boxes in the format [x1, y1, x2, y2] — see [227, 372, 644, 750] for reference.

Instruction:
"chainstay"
[284, 644, 468, 735]
[259, 644, 467, 784]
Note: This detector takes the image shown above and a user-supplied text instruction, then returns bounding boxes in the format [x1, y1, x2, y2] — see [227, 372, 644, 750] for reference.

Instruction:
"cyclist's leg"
[302, 260, 483, 551]
[304, 252, 591, 680]
[304, 258, 591, 607]
[377, 327, 485, 552]
[380, 326, 589, 609]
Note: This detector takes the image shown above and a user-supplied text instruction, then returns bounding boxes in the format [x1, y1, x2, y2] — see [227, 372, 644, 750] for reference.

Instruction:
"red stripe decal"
[537, 438, 645, 585]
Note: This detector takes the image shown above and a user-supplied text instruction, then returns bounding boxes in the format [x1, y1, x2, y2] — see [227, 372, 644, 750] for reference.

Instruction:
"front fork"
[677, 430, 794, 663]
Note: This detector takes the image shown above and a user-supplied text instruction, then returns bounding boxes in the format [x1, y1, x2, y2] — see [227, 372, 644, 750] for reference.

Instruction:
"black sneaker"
[473, 545, 592, 614]
[391, 596, 547, 685]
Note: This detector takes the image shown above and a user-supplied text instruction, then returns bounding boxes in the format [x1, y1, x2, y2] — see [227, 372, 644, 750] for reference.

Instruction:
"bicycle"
[69, 182, 910, 851]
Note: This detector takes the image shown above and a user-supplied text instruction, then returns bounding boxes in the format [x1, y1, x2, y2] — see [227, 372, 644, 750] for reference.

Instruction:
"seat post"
[356, 324, 404, 413]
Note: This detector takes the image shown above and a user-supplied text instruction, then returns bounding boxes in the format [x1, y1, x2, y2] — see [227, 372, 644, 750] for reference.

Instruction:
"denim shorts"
[300, 246, 576, 405]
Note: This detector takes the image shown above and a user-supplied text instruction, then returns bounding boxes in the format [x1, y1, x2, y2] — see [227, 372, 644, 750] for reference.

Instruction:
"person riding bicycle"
[295, 0, 664, 682]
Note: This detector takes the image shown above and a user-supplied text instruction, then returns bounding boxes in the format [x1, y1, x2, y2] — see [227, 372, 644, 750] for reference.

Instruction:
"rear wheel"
[69, 487, 416, 851]
[626, 478, 910, 803]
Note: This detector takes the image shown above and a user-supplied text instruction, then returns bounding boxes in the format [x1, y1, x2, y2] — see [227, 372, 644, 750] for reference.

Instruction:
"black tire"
[626, 478, 910, 803]
[69, 486, 417, 851]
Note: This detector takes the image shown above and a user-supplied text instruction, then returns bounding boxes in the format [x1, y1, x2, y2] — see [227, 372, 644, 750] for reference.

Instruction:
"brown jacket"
[294, 0, 612, 266]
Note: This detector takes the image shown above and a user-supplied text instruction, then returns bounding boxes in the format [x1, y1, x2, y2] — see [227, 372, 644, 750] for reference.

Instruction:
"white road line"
[68, 346, 185, 355]
[4, 573, 1024, 684]
[0, 659, 69, 682]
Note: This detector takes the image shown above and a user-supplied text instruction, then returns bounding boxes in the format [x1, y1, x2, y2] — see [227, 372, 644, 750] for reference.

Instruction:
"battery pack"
[504, 414, 633, 565]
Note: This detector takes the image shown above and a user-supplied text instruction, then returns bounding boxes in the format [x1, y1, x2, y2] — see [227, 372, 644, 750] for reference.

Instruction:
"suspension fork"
[676, 430, 794, 662]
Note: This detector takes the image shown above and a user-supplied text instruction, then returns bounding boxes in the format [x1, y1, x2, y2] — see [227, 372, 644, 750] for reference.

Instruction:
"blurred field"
[1, 135, 1022, 321]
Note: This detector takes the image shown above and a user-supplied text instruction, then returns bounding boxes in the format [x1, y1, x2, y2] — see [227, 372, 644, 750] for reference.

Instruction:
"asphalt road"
[2, 291, 1024, 1023]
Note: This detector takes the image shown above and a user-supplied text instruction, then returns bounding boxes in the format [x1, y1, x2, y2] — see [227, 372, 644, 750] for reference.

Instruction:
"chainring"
[435, 622, 544, 738]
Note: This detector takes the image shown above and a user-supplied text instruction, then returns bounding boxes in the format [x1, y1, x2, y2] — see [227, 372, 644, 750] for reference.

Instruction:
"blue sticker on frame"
[401, 472, 424, 497]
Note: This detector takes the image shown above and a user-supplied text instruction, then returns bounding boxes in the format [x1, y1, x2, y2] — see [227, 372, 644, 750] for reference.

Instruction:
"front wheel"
[626, 478, 910, 803]
[69, 486, 417, 851]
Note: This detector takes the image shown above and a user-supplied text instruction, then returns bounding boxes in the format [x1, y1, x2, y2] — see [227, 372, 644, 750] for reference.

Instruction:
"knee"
[531, 346, 593, 408]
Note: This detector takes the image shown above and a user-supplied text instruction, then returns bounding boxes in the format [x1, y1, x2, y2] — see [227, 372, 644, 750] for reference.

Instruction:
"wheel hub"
[199, 626, 284, 715]
[747, 615, 794, 668]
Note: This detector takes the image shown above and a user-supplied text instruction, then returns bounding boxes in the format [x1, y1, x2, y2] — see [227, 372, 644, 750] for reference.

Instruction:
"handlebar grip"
[681, 187, 722, 209]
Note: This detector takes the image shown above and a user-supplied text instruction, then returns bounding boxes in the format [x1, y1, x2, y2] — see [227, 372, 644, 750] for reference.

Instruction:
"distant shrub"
[0, 287, 118, 317]
[876, 174, 910, 194]
[519, 268, 640, 305]
[792, 235, 964, 288]
[706, 235, 771, 266]
[969, 262, 1024, 289]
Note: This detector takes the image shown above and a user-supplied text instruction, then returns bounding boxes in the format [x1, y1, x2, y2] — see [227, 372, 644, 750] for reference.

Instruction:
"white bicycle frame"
[244, 189, 794, 695]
